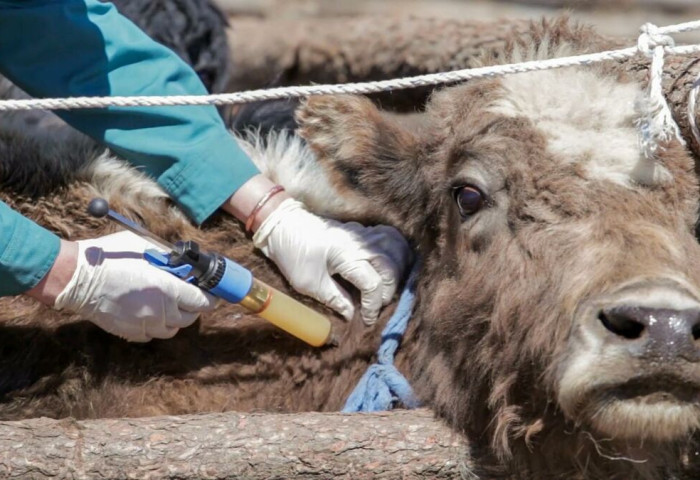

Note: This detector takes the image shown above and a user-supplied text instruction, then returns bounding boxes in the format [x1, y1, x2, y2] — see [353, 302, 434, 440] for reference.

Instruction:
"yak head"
[292, 51, 700, 475]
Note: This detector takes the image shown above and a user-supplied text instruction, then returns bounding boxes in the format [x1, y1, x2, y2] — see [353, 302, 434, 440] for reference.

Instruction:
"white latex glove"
[253, 199, 411, 325]
[54, 231, 218, 342]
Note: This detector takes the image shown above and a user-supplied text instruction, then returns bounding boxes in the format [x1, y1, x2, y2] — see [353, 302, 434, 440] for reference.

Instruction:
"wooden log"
[495, 0, 700, 11]
[0, 409, 469, 479]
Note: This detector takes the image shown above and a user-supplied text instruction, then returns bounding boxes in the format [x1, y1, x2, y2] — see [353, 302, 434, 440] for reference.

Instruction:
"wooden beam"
[0, 409, 469, 479]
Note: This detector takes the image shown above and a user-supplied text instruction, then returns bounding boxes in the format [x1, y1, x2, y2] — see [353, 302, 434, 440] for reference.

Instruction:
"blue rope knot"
[342, 261, 421, 412]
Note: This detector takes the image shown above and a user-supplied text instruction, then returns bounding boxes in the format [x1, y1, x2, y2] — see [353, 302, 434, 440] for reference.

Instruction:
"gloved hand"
[253, 199, 411, 325]
[54, 231, 218, 342]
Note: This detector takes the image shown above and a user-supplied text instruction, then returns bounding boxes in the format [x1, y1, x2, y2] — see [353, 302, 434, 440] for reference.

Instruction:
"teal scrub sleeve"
[0, 0, 260, 225]
[0, 200, 61, 296]
[0, 0, 262, 296]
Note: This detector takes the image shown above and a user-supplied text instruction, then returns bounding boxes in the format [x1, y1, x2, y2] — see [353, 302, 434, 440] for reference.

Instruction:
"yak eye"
[454, 185, 484, 217]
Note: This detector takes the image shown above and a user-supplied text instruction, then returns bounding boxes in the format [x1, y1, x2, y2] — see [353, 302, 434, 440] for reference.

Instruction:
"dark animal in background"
[108, 0, 231, 94]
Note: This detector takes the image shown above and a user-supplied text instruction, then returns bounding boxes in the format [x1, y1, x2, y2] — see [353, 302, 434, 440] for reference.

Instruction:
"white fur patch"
[80, 131, 357, 223]
[234, 130, 367, 220]
[591, 399, 700, 441]
[489, 68, 672, 186]
[81, 152, 187, 223]
[86, 153, 169, 202]
[605, 281, 700, 311]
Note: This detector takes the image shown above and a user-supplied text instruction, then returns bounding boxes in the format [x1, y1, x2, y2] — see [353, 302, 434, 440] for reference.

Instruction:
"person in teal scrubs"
[0, 0, 410, 342]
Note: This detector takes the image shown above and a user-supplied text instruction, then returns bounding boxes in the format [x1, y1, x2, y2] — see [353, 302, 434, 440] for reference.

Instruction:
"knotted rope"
[342, 261, 421, 413]
[637, 22, 686, 157]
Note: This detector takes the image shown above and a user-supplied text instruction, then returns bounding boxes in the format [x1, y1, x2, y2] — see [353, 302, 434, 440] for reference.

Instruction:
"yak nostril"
[598, 310, 645, 339]
[693, 323, 700, 341]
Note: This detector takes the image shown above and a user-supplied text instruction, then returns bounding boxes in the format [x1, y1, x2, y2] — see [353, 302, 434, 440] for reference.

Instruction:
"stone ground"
[215, 0, 700, 43]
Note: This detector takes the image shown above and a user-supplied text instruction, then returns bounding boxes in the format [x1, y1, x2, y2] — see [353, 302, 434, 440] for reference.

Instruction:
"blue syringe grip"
[207, 257, 254, 304]
[144, 249, 254, 303]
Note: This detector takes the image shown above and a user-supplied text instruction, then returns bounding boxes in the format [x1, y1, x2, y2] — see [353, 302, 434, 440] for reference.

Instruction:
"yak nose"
[598, 306, 700, 361]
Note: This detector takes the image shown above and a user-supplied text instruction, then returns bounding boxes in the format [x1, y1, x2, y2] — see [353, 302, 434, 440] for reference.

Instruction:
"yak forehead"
[488, 68, 671, 187]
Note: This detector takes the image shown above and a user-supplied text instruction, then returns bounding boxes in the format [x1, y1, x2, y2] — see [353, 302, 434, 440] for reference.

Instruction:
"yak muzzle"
[558, 279, 700, 440]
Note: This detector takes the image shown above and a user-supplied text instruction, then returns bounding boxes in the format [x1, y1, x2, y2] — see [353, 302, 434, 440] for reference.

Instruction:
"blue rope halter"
[342, 261, 421, 412]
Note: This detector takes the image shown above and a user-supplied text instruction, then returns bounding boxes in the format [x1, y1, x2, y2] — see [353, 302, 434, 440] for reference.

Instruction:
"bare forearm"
[221, 174, 291, 233]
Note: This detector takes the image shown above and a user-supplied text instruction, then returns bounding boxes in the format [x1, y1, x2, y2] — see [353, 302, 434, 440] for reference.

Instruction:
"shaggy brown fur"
[2, 17, 700, 480]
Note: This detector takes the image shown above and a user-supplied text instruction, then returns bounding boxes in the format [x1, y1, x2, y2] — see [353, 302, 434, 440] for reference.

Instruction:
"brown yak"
[1, 18, 700, 480]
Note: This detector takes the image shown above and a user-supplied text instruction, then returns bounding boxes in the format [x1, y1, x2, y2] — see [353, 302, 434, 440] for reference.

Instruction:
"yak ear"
[296, 95, 430, 236]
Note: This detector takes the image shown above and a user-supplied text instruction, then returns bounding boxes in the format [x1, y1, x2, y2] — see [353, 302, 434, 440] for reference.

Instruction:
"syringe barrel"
[212, 258, 332, 347]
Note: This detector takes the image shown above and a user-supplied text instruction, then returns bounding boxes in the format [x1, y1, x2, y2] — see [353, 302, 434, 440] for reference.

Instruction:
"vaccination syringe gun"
[87, 198, 333, 347]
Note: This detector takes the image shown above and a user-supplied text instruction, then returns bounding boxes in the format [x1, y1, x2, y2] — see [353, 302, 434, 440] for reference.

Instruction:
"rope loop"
[638, 23, 675, 57]
[636, 23, 686, 158]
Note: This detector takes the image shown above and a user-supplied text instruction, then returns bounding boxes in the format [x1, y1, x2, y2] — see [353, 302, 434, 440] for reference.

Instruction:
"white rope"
[0, 46, 678, 111]
[0, 47, 633, 111]
[1, 20, 700, 158]
[0, 20, 698, 114]
[637, 22, 686, 157]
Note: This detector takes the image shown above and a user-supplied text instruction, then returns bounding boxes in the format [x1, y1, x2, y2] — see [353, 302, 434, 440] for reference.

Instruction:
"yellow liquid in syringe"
[240, 279, 332, 347]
